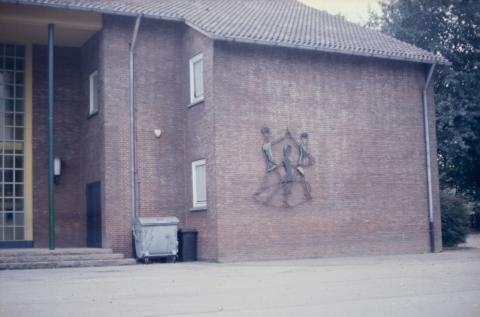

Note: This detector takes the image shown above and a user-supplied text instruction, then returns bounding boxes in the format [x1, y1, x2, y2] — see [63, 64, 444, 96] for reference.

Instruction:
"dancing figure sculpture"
[261, 126, 286, 172]
[254, 127, 314, 208]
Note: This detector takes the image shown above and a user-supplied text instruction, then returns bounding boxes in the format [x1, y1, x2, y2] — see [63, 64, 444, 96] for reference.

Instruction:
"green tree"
[440, 192, 470, 246]
[368, 0, 480, 202]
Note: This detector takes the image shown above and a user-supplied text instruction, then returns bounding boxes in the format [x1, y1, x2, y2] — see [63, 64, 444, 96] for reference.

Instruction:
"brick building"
[0, 0, 448, 261]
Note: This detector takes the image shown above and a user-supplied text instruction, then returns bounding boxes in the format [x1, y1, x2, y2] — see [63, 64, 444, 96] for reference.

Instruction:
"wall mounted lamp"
[54, 156, 62, 184]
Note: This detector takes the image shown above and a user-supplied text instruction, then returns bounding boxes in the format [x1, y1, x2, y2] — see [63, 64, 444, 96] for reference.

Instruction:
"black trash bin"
[178, 228, 198, 262]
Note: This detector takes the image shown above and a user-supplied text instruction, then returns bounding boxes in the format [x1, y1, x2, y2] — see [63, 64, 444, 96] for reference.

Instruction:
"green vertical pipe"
[48, 24, 55, 250]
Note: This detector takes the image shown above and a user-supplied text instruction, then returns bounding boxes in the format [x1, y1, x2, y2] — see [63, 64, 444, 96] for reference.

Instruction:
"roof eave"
[211, 34, 451, 66]
[0, 0, 184, 23]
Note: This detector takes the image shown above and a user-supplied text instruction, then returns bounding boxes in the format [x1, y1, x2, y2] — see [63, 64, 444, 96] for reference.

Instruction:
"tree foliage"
[368, 0, 480, 200]
[440, 192, 470, 246]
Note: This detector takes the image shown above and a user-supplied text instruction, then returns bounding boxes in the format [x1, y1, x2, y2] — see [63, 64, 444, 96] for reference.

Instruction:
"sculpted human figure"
[298, 132, 312, 166]
[254, 127, 313, 207]
[254, 127, 288, 202]
[261, 127, 287, 172]
[281, 144, 294, 207]
[287, 130, 313, 200]
[288, 131, 315, 175]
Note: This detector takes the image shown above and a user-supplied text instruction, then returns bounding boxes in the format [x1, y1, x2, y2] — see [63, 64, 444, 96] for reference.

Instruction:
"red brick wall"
[134, 19, 186, 222]
[31, 17, 441, 260]
[211, 42, 442, 261]
[100, 15, 135, 255]
[96, 18, 441, 260]
[99, 16, 219, 259]
[79, 33, 105, 246]
[32, 46, 84, 247]
[100, 16, 198, 256]
[32, 34, 105, 248]
[182, 28, 219, 261]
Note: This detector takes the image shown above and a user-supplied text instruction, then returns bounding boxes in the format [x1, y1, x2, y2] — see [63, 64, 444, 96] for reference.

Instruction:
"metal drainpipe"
[129, 15, 142, 221]
[423, 63, 436, 252]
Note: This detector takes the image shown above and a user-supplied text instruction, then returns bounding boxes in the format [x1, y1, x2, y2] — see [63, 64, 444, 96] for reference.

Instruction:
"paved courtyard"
[1, 235, 480, 317]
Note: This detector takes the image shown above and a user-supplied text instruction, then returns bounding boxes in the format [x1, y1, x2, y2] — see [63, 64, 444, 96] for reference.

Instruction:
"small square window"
[189, 54, 204, 104]
[192, 159, 207, 208]
[89, 70, 99, 116]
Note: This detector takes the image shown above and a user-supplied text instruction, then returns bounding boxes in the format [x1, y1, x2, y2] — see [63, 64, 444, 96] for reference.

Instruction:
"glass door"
[0, 43, 25, 241]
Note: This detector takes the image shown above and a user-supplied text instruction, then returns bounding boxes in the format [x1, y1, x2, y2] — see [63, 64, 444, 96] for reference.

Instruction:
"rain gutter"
[129, 15, 142, 220]
[422, 63, 437, 252]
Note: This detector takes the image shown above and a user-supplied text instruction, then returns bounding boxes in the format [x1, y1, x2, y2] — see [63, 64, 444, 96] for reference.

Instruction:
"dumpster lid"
[134, 217, 179, 225]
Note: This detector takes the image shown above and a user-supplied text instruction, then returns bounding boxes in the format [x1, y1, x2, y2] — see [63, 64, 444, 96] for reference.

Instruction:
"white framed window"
[189, 54, 204, 104]
[89, 70, 99, 115]
[192, 159, 207, 208]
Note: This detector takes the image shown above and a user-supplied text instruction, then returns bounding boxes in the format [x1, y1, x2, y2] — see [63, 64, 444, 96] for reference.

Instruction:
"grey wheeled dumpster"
[133, 217, 179, 262]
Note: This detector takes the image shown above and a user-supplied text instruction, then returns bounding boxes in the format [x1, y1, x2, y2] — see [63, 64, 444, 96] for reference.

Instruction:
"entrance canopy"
[0, 3, 102, 47]
[0, 2, 101, 247]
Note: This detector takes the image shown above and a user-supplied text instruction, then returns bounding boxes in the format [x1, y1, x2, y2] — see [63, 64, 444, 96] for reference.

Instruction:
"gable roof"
[0, 0, 449, 65]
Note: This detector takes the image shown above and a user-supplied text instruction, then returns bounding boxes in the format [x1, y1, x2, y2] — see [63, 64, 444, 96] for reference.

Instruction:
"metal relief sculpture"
[254, 127, 314, 208]
[261, 127, 285, 172]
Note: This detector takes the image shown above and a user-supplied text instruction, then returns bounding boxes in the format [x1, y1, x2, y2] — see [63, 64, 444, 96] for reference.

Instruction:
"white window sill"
[190, 206, 207, 212]
[187, 98, 205, 108]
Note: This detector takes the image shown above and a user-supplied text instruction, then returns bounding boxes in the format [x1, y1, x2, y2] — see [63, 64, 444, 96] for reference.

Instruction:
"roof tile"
[0, 0, 449, 64]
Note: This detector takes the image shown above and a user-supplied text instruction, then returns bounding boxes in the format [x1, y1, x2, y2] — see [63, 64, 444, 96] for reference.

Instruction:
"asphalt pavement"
[1, 234, 479, 317]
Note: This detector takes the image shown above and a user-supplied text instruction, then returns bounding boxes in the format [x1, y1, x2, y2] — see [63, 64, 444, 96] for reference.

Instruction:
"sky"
[299, 0, 382, 24]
